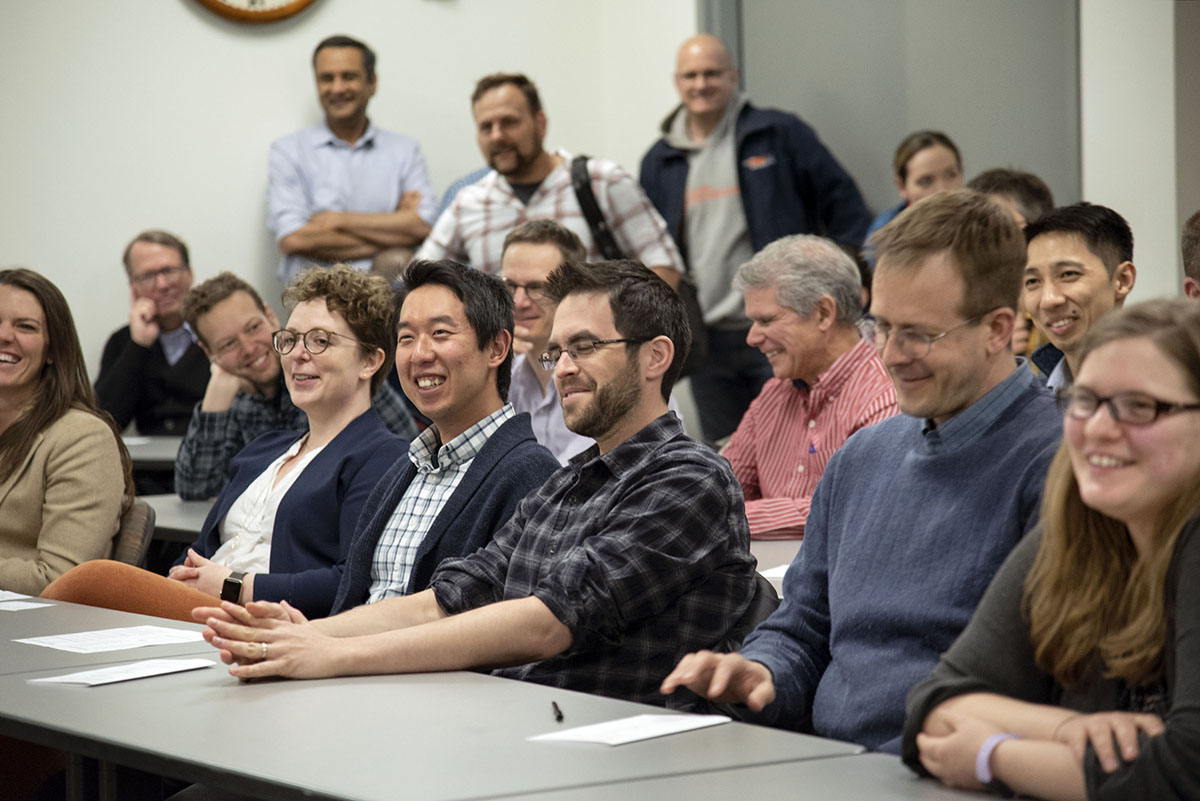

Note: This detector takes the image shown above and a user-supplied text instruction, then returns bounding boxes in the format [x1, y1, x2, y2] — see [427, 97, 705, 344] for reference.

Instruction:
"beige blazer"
[0, 409, 125, 595]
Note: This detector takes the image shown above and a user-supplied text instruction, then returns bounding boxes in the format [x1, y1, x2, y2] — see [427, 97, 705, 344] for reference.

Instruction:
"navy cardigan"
[183, 408, 406, 618]
[331, 412, 558, 613]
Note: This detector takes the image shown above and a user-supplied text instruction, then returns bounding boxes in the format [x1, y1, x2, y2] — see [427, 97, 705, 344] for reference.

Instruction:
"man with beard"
[197, 260, 756, 711]
[173, 272, 416, 500]
[415, 73, 684, 289]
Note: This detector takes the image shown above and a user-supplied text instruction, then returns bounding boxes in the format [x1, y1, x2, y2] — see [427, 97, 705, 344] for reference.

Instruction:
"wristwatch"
[221, 571, 247, 604]
[975, 732, 1018, 796]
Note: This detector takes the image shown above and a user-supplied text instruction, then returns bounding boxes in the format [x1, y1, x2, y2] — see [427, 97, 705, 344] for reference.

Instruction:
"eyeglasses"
[1059, 387, 1200, 426]
[538, 338, 648, 371]
[870, 313, 988, 360]
[129, 265, 189, 287]
[502, 279, 546, 302]
[272, 328, 365, 356]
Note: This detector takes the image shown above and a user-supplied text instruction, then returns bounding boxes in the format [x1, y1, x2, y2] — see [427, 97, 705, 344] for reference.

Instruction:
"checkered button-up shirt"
[431, 413, 756, 709]
[415, 148, 684, 275]
[367, 405, 515, 603]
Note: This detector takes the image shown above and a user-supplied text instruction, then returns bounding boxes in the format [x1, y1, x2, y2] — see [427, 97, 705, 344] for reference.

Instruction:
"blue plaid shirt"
[431, 413, 756, 709]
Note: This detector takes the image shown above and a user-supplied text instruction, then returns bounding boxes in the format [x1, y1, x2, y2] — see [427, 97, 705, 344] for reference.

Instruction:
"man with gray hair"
[723, 235, 897, 538]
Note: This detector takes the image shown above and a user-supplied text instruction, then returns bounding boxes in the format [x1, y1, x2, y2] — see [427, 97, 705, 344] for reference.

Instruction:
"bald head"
[673, 35, 738, 135]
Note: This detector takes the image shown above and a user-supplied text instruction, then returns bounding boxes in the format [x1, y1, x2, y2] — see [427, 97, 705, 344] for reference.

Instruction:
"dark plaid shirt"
[431, 413, 756, 709]
[173, 378, 416, 500]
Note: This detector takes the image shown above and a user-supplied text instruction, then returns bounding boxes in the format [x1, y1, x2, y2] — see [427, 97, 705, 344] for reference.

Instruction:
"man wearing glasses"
[640, 34, 871, 445]
[197, 260, 756, 711]
[662, 191, 1061, 752]
[173, 272, 416, 500]
[95, 229, 208, 439]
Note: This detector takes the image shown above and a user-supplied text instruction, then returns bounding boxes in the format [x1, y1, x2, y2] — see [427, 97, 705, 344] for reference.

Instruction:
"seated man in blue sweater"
[662, 190, 1062, 752]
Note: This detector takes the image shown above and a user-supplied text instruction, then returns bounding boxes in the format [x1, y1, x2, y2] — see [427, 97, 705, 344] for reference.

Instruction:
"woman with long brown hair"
[0, 268, 132, 594]
[903, 298, 1200, 799]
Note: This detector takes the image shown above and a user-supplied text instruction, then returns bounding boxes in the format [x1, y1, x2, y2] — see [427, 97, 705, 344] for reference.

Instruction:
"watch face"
[192, 0, 318, 24]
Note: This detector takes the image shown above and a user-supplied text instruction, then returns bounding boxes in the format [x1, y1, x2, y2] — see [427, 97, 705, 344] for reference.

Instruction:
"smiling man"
[197, 260, 755, 711]
[415, 73, 683, 288]
[1024, 203, 1137, 390]
[267, 35, 437, 283]
[662, 190, 1061, 751]
[173, 272, 416, 500]
[723, 235, 897, 538]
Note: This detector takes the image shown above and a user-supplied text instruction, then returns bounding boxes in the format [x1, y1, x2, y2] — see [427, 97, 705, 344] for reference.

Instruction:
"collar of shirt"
[490, 148, 573, 203]
[409, 403, 515, 474]
[568, 411, 683, 480]
[790, 336, 876, 407]
[1045, 357, 1072, 392]
[312, 120, 377, 151]
[922, 356, 1036, 445]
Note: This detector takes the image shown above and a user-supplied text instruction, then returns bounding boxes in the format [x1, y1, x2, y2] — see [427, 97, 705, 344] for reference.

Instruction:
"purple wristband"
[975, 732, 1019, 785]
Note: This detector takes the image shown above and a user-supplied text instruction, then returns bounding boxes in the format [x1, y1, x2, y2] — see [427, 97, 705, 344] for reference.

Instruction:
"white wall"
[0, 0, 696, 376]
[1079, 0, 1178, 302]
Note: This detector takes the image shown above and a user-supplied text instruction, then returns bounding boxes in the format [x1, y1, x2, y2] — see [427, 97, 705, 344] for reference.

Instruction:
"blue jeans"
[689, 328, 772, 444]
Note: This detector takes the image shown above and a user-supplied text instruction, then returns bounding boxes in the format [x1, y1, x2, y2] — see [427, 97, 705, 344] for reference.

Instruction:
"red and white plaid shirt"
[724, 337, 898, 539]
[416, 149, 684, 275]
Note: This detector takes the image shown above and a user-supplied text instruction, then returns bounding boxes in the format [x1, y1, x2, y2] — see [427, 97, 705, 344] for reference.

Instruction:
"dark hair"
[313, 35, 376, 81]
[1025, 202, 1133, 276]
[398, 260, 514, 401]
[183, 272, 267, 348]
[282, 265, 397, 394]
[471, 73, 542, 115]
[543, 260, 690, 403]
[0, 269, 133, 497]
[121, 230, 189, 279]
[869, 189, 1026, 317]
[1182, 209, 1200, 285]
[893, 131, 961, 183]
[968, 168, 1055, 225]
[502, 220, 586, 263]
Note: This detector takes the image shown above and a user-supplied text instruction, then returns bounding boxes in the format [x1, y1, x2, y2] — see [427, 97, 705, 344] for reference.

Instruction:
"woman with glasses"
[44, 266, 406, 620]
[902, 298, 1200, 799]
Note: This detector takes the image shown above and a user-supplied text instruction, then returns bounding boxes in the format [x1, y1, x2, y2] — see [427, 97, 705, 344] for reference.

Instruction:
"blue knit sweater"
[740, 365, 1061, 752]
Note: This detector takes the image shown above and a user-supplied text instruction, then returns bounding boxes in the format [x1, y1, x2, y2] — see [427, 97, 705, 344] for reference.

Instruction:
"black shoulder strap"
[570, 155, 624, 260]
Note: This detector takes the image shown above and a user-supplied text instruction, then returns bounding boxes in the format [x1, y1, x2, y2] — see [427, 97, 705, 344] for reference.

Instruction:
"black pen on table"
[551, 701, 564, 722]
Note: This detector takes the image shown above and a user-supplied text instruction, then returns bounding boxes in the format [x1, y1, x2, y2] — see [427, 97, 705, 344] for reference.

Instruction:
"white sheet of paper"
[29, 658, 215, 686]
[761, 564, 790, 579]
[528, 714, 730, 746]
[0, 601, 51, 611]
[14, 625, 204, 653]
[0, 590, 31, 601]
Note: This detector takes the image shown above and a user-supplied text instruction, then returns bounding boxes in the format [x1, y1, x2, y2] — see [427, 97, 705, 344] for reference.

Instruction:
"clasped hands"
[192, 599, 337, 680]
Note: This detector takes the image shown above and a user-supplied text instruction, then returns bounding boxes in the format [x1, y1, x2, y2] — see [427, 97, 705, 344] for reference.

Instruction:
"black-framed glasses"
[1058, 386, 1200, 426]
[870, 312, 990, 360]
[129, 265, 189, 287]
[272, 328, 365, 356]
[538, 338, 649, 371]
[502, 279, 546, 302]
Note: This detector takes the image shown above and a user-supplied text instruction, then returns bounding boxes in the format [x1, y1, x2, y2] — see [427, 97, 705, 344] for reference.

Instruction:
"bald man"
[640, 35, 871, 444]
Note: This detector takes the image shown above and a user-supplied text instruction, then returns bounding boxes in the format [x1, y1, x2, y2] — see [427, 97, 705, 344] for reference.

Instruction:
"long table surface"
[122, 435, 184, 471]
[141, 493, 214, 543]
[0, 601, 864, 801]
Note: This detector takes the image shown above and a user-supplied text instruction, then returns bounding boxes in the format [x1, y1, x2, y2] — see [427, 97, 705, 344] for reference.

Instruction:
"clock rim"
[192, 0, 318, 25]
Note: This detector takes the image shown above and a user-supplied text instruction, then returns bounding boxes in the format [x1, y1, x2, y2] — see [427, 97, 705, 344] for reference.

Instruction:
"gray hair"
[733, 235, 862, 326]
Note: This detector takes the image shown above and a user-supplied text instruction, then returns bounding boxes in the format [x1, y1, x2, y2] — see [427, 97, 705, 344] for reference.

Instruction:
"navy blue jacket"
[639, 103, 871, 258]
[183, 408, 406, 618]
[331, 412, 558, 613]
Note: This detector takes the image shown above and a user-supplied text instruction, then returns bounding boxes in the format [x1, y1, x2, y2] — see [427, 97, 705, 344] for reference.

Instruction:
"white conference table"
[749, 539, 801, 595]
[142, 493, 214, 544]
[122, 436, 184, 472]
[1, 601, 866, 801]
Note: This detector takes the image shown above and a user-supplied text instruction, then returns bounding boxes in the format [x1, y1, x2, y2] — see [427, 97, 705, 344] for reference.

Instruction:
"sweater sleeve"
[94, 329, 150, 431]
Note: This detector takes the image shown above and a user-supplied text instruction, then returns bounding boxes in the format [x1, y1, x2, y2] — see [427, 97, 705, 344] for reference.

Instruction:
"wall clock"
[192, 0, 319, 24]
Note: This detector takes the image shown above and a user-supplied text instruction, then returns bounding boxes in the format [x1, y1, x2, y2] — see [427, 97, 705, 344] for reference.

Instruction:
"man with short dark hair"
[173, 271, 416, 500]
[1182, 208, 1200, 299]
[662, 191, 1060, 751]
[95, 229, 208, 437]
[967, 168, 1055, 228]
[1023, 202, 1137, 389]
[415, 73, 684, 288]
[198, 260, 756, 711]
[725, 235, 897, 538]
[268, 35, 437, 283]
[640, 34, 872, 444]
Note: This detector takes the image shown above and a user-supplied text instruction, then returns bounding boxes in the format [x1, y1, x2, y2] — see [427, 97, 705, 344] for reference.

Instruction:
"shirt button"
[797, 465, 805, 473]
[808, 420, 816, 428]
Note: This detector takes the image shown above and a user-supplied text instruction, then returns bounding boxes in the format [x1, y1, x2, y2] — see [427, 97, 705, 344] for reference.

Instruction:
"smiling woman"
[0, 269, 133, 595]
[43, 265, 407, 621]
[903, 298, 1200, 800]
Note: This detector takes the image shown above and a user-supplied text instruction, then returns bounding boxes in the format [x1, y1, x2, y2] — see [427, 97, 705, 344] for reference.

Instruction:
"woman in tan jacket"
[0, 268, 132, 595]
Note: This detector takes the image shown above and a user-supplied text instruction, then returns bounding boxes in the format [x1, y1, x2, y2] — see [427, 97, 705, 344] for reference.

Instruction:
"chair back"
[111, 499, 156, 567]
[720, 572, 781, 652]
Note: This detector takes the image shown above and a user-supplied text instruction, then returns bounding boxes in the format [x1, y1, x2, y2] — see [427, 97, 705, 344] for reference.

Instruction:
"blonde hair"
[1026, 299, 1200, 686]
